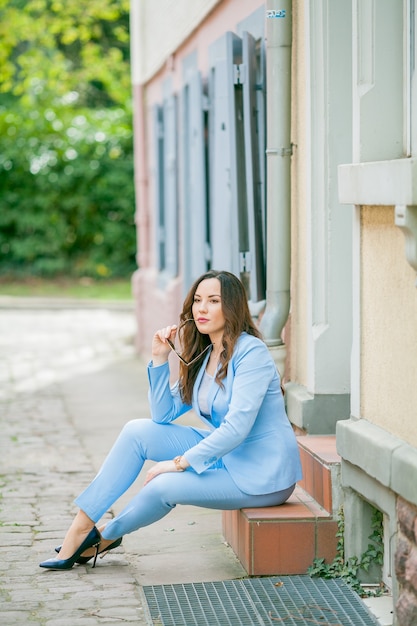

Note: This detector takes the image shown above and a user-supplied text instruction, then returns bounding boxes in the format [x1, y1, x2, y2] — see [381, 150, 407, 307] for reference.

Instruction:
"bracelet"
[173, 455, 185, 471]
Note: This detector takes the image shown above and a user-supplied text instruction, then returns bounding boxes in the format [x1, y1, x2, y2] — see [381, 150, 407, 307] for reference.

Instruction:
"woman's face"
[192, 278, 225, 339]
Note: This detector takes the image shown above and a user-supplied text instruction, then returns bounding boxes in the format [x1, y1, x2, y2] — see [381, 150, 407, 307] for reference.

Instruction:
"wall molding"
[286, 382, 350, 434]
[338, 158, 417, 285]
[337, 418, 417, 507]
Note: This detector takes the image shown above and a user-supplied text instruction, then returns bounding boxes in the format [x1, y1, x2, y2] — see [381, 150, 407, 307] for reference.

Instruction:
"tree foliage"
[0, 0, 131, 107]
[0, 105, 135, 277]
[0, 0, 136, 279]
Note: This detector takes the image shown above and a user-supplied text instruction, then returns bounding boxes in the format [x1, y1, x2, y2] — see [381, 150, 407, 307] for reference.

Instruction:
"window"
[208, 31, 266, 301]
[154, 30, 267, 300]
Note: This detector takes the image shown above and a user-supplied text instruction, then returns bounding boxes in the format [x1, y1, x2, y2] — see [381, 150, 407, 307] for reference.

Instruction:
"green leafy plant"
[0, 1, 136, 280]
[0, 0, 131, 108]
[0, 104, 136, 278]
[308, 506, 384, 597]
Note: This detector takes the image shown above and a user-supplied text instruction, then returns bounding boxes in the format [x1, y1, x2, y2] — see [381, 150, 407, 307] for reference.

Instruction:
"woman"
[40, 270, 302, 570]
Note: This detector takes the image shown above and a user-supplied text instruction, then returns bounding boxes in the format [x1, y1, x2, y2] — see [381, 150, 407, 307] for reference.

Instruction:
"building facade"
[130, 2, 417, 624]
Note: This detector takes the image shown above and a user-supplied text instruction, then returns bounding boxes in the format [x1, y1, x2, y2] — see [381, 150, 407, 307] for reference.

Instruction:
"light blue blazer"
[147, 332, 302, 495]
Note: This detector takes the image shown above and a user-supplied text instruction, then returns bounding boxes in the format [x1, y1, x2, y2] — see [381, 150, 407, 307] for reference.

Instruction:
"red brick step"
[222, 436, 341, 576]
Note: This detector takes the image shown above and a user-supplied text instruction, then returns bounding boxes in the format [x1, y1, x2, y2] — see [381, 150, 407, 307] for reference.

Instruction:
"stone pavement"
[0, 299, 245, 626]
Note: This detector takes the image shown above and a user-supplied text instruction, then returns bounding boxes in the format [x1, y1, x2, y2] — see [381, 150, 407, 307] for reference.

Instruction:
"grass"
[0, 277, 133, 300]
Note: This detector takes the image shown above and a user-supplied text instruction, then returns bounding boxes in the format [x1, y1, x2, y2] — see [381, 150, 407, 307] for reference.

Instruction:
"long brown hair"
[178, 270, 262, 405]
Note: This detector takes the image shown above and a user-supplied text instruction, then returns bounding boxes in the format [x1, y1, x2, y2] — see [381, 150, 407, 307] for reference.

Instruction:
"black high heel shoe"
[39, 526, 101, 570]
[54, 537, 123, 564]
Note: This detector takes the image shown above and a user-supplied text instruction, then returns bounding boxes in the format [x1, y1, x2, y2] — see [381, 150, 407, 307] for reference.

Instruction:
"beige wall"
[361, 205, 417, 446]
[132, 0, 266, 85]
[289, 0, 308, 386]
[132, 0, 221, 84]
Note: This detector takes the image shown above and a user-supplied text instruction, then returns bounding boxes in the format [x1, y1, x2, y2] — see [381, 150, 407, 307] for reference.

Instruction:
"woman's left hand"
[143, 460, 181, 486]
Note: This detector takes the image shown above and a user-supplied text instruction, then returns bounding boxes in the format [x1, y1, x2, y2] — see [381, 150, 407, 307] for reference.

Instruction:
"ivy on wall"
[308, 506, 385, 598]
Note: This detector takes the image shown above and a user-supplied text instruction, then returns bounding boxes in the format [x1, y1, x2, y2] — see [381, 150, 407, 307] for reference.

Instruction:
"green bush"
[0, 103, 136, 278]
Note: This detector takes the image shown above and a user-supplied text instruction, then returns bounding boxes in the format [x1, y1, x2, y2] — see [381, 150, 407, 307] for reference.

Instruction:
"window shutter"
[181, 69, 209, 291]
[208, 31, 243, 277]
[163, 83, 179, 277]
[242, 31, 266, 302]
[153, 104, 165, 271]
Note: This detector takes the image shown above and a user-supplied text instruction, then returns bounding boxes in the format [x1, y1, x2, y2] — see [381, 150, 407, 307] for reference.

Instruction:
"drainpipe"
[259, 0, 292, 378]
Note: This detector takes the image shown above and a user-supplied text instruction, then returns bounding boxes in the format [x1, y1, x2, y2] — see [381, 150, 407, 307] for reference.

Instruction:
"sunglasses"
[166, 319, 212, 366]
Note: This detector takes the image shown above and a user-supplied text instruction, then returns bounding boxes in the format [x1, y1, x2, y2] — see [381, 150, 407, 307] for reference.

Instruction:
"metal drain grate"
[142, 575, 380, 626]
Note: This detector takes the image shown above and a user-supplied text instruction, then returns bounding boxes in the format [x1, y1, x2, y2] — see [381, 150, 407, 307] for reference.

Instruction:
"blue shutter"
[162, 81, 179, 277]
[242, 31, 266, 302]
[181, 67, 209, 291]
[153, 104, 165, 271]
[208, 32, 243, 276]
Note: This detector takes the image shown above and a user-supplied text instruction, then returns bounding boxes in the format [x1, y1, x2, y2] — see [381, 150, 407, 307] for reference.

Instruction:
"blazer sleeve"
[184, 338, 276, 473]
[147, 361, 191, 422]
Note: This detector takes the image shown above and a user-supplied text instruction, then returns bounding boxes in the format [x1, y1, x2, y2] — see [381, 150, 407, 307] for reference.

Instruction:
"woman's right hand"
[151, 325, 178, 365]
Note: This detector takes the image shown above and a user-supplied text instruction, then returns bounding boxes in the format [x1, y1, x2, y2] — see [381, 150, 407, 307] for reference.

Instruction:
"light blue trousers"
[75, 419, 295, 540]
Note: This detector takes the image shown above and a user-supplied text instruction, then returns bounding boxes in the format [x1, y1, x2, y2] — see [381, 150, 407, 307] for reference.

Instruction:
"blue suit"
[75, 333, 302, 540]
[148, 332, 302, 494]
